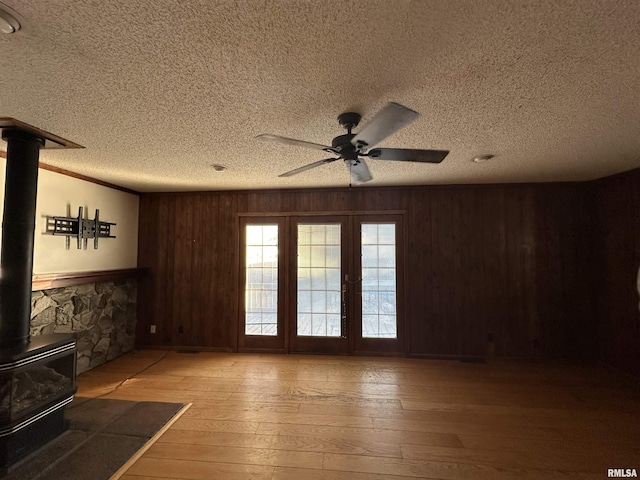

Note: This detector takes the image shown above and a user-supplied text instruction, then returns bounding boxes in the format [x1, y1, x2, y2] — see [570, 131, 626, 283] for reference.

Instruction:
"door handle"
[341, 283, 347, 338]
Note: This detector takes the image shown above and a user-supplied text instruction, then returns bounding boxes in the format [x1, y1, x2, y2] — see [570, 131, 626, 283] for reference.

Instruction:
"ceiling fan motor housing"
[332, 133, 359, 160]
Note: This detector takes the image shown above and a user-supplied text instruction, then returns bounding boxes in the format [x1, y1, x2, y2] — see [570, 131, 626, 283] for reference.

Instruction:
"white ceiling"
[1, 0, 639, 192]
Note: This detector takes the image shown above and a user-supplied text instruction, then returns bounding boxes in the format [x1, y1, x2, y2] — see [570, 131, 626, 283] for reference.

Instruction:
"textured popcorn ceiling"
[0, 0, 639, 192]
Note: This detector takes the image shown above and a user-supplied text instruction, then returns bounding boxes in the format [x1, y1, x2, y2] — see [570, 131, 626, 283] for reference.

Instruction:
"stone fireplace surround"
[30, 279, 138, 374]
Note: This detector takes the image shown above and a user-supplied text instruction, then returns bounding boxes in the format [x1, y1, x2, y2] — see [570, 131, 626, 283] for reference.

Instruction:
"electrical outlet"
[150, 325, 156, 334]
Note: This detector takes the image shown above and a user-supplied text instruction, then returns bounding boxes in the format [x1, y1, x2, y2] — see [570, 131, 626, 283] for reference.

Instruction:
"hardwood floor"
[75, 351, 640, 480]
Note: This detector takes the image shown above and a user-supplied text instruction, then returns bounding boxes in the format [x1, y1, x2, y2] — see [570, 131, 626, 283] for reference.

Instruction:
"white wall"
[0, 158, 139, 274]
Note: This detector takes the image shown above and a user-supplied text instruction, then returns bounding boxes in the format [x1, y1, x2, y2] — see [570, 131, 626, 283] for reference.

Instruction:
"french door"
[239, 214, 404, 355]
[289, 216, 350, 354]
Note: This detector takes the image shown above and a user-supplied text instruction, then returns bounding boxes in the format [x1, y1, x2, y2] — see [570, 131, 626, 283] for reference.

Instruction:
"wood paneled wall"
[591, 170, 640, 377]
[136, 183, 595, 360]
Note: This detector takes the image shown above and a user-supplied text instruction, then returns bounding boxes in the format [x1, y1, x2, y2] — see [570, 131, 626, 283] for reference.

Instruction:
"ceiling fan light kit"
[257, 102, 450, 185]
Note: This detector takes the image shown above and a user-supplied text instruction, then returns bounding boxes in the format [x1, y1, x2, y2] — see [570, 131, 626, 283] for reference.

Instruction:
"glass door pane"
[353, 215, 404, 355]
[245, 224, 279, 335]
[297, 224, 342, 337]
[239, 217, 286, 353]
[361, 224, 397, 338]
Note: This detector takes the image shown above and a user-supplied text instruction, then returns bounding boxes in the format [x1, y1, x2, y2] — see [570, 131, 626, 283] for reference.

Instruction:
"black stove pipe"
[0, 129, 43, 348]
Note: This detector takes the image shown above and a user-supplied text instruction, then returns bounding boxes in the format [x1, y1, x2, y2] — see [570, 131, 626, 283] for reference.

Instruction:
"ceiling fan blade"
[279, 158, 339, 177]
[367, 148, 449, 163]
[345, 159, 372, 184]
[256, 134, 332, 151]
[351, 102, 419, 150]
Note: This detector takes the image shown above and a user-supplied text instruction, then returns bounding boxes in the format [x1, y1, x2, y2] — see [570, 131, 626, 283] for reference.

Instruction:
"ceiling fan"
[256, 102, 449, 184]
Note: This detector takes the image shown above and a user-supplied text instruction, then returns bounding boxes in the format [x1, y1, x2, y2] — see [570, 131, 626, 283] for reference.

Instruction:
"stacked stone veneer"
[30, 280, 137, 374]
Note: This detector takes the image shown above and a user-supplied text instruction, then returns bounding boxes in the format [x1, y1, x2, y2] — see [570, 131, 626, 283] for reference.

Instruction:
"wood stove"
[0, 333, 76, 470]
[0, 119, 83, 472]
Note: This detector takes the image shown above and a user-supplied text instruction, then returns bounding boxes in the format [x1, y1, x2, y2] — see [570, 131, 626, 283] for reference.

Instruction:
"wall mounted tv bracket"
[49, 207, 116, 249]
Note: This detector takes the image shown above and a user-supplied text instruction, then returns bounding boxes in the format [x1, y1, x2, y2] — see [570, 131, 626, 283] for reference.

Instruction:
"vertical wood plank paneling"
[219, 193, 238, 348]
[135, 195, 154, 346]
[533, 187, 562, 358]
[332, 189, 350, 211]
[153, 197, 167, 344]
[503, 187, 518, 355]
[533, 185, 590, 359]
[171, 195, 193, 345]
[428, 188, 457, 354]
[457, 188, 485, 355]
[449, 189, 463, 354]
[592, 171, 640, 377]
[162, 196, 176, 345]
[150, 196, 166, 345]
[137, 183, 595, 361]
[481, 187, 507, 358]
[405, 188, 431, 354]
[521, 187, 538, 358]
[565, 186, 594, 359]
[503, 186, 528, 356]
[204, 194, 218, 346]
[189, 195, 207, 346]
[494, 186, 511, 357]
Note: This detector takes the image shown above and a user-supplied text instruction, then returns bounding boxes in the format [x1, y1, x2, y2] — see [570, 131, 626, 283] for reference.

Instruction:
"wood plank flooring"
[75, 351, 640, 480]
